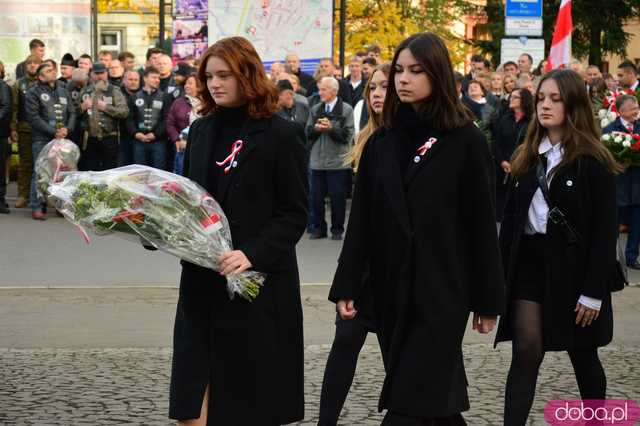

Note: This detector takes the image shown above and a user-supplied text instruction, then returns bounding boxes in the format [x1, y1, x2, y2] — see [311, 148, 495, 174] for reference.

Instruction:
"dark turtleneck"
[393, 104, 435, 172]
[209, 105, 249, 199]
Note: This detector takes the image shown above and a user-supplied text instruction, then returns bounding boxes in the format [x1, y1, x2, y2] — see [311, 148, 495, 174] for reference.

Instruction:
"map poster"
[173, 0, 208, 64]
[209, 0, 333, 71]
[0, 0, 91, 81]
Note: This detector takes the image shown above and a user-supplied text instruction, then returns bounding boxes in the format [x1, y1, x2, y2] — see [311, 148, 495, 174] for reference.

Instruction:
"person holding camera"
[306, 76, 354, 240]
[496, 69, 623, 425]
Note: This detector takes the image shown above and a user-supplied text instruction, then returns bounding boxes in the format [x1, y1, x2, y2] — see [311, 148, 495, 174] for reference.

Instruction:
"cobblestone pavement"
[1, 344, 638, 425]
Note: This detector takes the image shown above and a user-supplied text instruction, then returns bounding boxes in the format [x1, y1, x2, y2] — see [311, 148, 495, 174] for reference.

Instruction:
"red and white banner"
[545, 0, 573, 71]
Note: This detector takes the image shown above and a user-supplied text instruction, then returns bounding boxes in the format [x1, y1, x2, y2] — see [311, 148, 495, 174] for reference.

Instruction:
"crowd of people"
[0, 32, 636, 426]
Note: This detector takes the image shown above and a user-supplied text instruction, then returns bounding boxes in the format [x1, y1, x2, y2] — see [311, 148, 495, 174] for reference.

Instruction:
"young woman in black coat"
[496, 69, 622, 425]
[493, 88, 534, 221]
[170, 37, 308, 425]
[318, 63, 390, 426]
[329, 32, 506, 425]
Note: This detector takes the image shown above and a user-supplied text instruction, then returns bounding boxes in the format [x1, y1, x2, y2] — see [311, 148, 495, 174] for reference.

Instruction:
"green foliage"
[469, 0, 640, 67]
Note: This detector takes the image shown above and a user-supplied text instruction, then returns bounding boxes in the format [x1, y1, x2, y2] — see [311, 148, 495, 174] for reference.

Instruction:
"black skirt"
[511, 234, 546, 303]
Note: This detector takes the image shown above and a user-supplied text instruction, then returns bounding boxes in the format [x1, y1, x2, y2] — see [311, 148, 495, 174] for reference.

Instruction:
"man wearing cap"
[59, 54, 76, 85]
[25, 62, 76, 220]
[79, 62, 129, 171]
[10, 54, 42, 208]
[126, 66, 170, 169]
[276, 79, 309, 130]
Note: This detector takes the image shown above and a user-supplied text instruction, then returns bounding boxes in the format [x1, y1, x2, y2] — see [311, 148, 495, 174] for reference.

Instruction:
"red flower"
[161, 181, 182, 194]
[631, 143, 640, 152]
[112, 210, 145, 224]
[129, 195, 146, 209]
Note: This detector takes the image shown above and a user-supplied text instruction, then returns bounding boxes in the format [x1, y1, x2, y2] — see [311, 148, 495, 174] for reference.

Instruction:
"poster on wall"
[209, 0, 333, 73]
[173, 0, 208, 64]
[0, 0, 91, 81]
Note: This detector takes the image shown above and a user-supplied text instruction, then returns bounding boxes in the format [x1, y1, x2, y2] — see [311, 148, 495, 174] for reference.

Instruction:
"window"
[100, 29, 123, 53]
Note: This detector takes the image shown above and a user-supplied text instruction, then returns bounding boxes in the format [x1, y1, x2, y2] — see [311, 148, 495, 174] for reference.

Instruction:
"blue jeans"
[119, 136, 135, 166]
[29, 140, 49, 211]
[311, 169, 349, 236]
[133, 140, 166, 169]
[174, 150, 185, 175]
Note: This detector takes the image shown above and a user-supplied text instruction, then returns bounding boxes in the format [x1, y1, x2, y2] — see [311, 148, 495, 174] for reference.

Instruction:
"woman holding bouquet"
[496, 69, 621, 424]
[171, 37, 308, 425]
[329, 32, 505, 425]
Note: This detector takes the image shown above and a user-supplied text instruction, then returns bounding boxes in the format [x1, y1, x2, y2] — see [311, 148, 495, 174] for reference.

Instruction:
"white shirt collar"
[538, 136, 563, 156]
[325, 97, 338, 112]
[350, 79, 362, 89]
[621, 117, 633, 130]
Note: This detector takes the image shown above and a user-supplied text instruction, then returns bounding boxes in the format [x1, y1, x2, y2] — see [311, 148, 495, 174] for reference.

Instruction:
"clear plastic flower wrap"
[47, 165, 265, 301]
[34, 138, 81, 198]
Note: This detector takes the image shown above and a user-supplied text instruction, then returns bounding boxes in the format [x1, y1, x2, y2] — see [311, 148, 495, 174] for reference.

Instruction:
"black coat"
[495, 155, 617, 351]
[172, 113, 308, 425]
[329, 121, 505, 417]
[603, 118, 640, 206]
[493, 112, 530, 220]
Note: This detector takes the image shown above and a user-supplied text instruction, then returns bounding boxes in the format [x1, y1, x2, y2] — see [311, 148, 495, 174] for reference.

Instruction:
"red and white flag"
[545, 0, 573, 71]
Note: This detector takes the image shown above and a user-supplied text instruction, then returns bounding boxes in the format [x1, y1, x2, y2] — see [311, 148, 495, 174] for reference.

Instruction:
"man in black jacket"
[0, 71, 12, 213]
[79, 63, 129, 171]
[126, 66, 170, 169]
[15, 39, 45, 80]
[285, 53, 315, 95]
[25, 62, 76, 220]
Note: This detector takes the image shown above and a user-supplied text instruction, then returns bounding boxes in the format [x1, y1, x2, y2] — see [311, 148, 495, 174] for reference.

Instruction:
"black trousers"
[0, 137, 8, 202]
[318, 313, 379, 425]
[84, 136, 119, 171]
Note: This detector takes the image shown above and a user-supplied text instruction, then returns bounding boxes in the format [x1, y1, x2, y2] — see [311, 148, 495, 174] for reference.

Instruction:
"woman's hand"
[472, 313, 497, 334]
[218, 250, 252, 276]
[501, 161, 511, 173]
[575, 302, 600, 327]
[337, 299, 358, 320]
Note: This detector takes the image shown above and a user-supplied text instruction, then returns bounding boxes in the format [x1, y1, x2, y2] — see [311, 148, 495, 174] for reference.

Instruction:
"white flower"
[598, 110, 607, 119]
[603, 134, 612, 142]
[623, 140, 632, 148]
[614, 136, 623, 144]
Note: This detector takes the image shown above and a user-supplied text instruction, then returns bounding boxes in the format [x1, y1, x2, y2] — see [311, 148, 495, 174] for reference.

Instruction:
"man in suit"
[617, 60, 640, 93]
[306, 76, 354, 240]
[341, 56, 365, 107]
[603, 94, 640, 268]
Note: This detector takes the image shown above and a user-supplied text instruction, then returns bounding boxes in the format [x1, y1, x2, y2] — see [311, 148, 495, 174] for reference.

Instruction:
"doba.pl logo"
[544, 400, 640, 425]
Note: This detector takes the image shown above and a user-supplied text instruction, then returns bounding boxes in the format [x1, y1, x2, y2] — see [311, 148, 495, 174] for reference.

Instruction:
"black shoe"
[309, 233, 327, 240]
[627, 261, 640, 270]
[0, 203, 9, 214]
[331, 233, 343, 241]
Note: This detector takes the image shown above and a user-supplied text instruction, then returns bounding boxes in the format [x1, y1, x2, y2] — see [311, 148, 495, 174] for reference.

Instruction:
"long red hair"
[197, 37, 278, 118]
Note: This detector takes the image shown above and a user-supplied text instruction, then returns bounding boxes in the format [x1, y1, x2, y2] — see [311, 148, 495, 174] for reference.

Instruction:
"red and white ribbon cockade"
[413, 137, 438, 163]
[216, 140, 244, 174]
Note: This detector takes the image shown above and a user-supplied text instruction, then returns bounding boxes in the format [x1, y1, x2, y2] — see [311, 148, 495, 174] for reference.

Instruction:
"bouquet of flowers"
[601, 131, 640, 167]
[47, 165, 265, 300]
[34, 138, 81, 198]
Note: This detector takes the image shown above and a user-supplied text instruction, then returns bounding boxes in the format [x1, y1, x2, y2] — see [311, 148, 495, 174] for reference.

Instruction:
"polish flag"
[545, 0, 573, 71]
